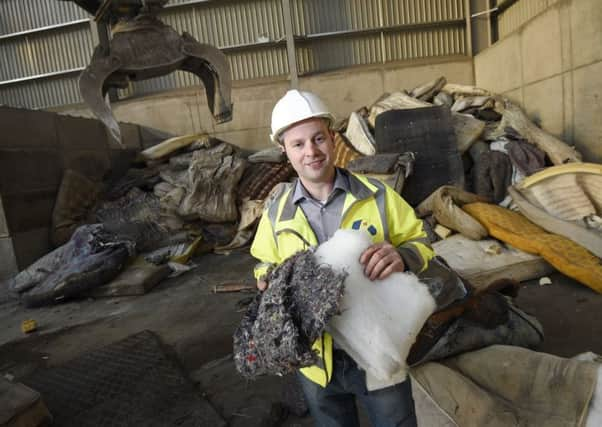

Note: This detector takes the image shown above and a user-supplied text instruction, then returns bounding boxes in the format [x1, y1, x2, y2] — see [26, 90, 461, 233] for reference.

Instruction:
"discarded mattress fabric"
[177, 142, 247, 222]
[472, 149, 513, 204]
[415, 255, 469, 311]
[7, 224, 134, 307]
[411, 76, 447, 101]
[510, 163, 602, 258]
[463, 202, 602, 293]
[411, 345, 600, 427]
[347, 152, 409, 175]
[415, 185, 488, 240]
[95, 187, 168, 230]
[139, 133, 212, 161]
[492, 99, 582, 165]
[507, 138, 546, 177]
[333, 132, 362, 169]
[347, 152, 415, 195]
[237, 161, 295, 201]
[488, 126, 546, 178]
[509, 187, 602, 259]
[409, 294, 544, 366]
[214, 198, 264, 254]
[233, 248, 346, 379]
[433, 234, 554, 288]
[374, 106, 465, 206]
[247, 146, 286, 163]
[345, 111, 376, 156]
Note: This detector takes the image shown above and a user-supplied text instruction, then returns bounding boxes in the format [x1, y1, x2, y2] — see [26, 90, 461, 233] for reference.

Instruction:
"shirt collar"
[292, 167, 350, 204]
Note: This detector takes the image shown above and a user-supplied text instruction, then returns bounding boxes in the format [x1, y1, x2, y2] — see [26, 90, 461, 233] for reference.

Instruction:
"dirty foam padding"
[463, 202, 602, 293]
[23, 330, 225, 427]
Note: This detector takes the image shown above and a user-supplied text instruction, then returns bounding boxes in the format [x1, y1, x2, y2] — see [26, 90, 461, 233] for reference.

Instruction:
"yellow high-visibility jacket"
[250, 170, 434, 387]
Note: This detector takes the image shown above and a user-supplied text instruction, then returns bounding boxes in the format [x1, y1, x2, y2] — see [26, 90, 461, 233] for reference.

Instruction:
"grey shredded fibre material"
[234, 249, 347, 379]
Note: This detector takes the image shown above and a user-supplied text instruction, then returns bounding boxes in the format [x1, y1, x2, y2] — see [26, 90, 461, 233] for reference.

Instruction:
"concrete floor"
[0, 250, 258, 373]
[1, 250, 601, 426]
[517, 272, 602, 357]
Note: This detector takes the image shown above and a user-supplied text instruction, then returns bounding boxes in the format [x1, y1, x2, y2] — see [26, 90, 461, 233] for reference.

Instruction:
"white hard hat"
[270, 89, 335, 143]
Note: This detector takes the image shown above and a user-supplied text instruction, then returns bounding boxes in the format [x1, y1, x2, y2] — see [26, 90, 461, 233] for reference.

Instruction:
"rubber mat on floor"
[22, 330, 226, 427]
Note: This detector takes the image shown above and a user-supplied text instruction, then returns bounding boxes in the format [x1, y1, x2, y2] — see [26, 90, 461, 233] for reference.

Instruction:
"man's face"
[281, 118, 336, 185]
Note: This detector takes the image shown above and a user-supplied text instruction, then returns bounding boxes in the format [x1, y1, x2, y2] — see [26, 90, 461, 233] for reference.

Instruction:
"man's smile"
[306, 159, 325, 168]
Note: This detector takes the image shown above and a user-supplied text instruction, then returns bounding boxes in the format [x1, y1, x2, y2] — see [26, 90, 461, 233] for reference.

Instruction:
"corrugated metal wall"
[0, 0, 92, 108]
[0, 0, 88, 33]
[1, 0, 468, 109]
[292, 0, 466, 74]
[495, 0, 560, 39]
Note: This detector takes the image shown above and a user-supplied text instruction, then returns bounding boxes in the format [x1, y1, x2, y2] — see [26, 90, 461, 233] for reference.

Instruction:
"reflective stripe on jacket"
[250, 170, 434, 387]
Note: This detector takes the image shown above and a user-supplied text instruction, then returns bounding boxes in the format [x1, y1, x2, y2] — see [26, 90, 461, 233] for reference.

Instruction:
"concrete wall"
[0, 107, 152, 279]
[474, 0, 602, 162]
[0, 194, 18, 280]
[56, 56, 475, 152]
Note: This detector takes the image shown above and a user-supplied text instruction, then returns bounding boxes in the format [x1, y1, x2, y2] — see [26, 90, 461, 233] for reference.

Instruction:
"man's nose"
[304, 141, 319, 156]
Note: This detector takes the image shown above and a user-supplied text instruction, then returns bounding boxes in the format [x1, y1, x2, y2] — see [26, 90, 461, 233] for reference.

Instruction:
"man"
[250, 89, 434, 427]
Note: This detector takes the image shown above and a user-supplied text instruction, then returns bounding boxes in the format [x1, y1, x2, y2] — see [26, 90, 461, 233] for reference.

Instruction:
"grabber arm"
[78, 46, 124, 145]
[181, 32, 233, 124]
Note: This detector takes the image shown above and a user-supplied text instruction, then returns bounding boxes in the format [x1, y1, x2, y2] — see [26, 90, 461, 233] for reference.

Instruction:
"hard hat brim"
[270, 113, 335, 144]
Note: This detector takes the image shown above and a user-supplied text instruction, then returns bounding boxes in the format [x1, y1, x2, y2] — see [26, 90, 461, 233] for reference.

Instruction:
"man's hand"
[257, 279, 268, 291]
[359, 242, 405, 281]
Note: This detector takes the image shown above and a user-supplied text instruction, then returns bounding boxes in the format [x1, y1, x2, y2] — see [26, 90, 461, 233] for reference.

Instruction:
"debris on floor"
[20, 319, 37, 334]
[539, 277, 553, 286]
[213, 282, 256, 293]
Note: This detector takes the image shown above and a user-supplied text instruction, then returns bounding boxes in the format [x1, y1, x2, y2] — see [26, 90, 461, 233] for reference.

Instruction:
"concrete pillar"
[470, 0, 494, 54]
[282, 0, 299, 88]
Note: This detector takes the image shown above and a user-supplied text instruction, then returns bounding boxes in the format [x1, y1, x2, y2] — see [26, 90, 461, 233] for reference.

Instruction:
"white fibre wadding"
[314, 229, 436, 391]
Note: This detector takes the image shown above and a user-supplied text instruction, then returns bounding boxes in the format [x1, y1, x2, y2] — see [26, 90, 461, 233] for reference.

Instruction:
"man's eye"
[315, 135, 325, 143]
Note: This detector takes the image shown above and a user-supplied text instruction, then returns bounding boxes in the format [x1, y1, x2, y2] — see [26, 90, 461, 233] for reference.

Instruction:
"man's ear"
[279, 143, 286, 154]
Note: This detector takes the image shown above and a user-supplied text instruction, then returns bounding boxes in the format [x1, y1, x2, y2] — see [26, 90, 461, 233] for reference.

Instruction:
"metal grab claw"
[76, 11, 233, 145]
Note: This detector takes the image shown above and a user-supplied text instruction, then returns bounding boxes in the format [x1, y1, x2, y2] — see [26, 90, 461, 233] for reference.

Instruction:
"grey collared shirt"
[294, 170, 354, 350]
[292, 169, 350, 244]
